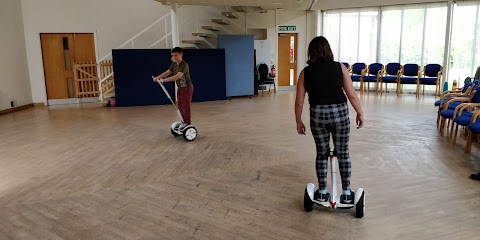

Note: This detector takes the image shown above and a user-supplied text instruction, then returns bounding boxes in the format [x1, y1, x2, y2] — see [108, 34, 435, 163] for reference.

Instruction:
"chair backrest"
[471, 86, 480, 103]
[462, 82, 474, 93]
[424, 64, 442, 77]
[352, 63, 366, 75]
[368, 63, 383, 75]
[386, 63, 401, 76]
[403, 64, 420, 77]
[258, 63, 269, 81]
[341, 62, 350, 69]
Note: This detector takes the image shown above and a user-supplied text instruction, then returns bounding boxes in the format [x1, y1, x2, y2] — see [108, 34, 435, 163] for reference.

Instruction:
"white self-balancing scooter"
[304, 148, 365, 218]
[154, 76, 197, 142]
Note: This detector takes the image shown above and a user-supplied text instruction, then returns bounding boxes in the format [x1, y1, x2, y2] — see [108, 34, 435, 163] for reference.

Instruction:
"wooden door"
[41, 33, 96, 100]
[41, 34, 71, 99]
[72, 33, 96, 62]
[278, 33, 298, 87]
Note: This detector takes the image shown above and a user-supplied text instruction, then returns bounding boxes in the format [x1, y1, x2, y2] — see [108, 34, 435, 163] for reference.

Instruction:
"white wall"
[247, 10, 317, 87]
[21, 0, 170, 105]
[0, 0, 32, 111]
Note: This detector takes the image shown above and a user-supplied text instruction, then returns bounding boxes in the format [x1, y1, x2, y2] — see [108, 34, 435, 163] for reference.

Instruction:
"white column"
[376, 7, 382, 63]
[170, 3, 180, 48]
[442, 0, 454, 92]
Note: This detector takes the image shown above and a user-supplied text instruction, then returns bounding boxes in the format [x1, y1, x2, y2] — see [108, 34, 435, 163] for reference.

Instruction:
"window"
[379, 10, 402, 63]
[449, 3, 479, 83]
[323, 13, 340, 60]
[423, 7, 447, 66]
[358, 11, 379, 63]
[400, 8, 425, 64]
[339, 12, 359, 63]
[380, 4, 447, 66]
[323, 8, 379, 63]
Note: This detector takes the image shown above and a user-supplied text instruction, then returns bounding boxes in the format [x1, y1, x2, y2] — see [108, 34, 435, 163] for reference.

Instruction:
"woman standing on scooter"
[295, 36, 364, 204]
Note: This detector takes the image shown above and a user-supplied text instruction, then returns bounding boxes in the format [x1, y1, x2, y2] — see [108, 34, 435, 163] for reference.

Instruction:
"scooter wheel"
[356, 191, 365, 218]
[183, 126, 197, 141]
[304, 188, 313, 212]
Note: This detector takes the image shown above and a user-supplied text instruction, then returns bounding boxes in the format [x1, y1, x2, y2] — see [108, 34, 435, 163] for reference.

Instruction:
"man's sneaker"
[314, 190, 330, 202]
[341, 190, 355, 204]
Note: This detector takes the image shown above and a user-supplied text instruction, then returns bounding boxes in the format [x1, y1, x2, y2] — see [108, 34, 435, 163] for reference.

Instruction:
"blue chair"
[398, 64, 421, 97]
[451, 103, 479, 144]
[419, 64, 443, 96]
[351, 63, 367, 92]
[439, 86, 480, 136]
[379, 63, 402, 95]
[436, 83, 477, 129]
[466, 110, 480, 153]
[434, 82, 473, 107]
[362, 63, 384, 93]
[341, 62, 350, 71]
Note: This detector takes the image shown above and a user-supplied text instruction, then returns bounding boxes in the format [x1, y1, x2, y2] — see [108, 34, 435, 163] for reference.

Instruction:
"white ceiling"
[156, 0, 448, 11]
[156, 0, 313, 11]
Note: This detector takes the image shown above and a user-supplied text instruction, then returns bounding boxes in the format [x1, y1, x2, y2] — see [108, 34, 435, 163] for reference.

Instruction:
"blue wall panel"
[218, 35, 254, 97]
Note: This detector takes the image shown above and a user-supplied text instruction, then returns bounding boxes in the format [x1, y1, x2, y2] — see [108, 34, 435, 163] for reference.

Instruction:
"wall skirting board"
[0, 103, 34, 116]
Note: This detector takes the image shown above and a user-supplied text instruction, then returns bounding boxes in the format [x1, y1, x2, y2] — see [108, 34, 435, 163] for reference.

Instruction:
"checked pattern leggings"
[309, 103, 351, 191]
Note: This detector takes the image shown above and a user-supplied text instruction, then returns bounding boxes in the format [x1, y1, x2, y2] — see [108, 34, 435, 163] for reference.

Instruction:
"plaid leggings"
[310, 103, 351, 191]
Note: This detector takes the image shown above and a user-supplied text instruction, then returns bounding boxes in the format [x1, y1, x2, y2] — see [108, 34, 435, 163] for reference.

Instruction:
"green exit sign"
[279, 26, 296, 31]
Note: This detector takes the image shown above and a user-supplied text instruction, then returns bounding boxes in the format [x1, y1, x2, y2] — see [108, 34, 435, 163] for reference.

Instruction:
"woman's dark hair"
[307, 36, 334, 65]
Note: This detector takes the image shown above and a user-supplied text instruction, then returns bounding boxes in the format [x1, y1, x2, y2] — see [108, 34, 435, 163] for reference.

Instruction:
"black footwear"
[341, 190, 355, 204]
[314, 190, 330, 202]
[470, 173, 480, 181]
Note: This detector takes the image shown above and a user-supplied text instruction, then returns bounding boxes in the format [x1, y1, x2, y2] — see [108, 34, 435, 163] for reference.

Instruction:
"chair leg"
[423, 85, 425, 95]
[446, 119, 451, 135]
[436, 111, 441, 129]
[415, 83, 420, 97]
[440, 117, 446, 136]
[466, 130, 473, 153]
[450, 120, 455, 138]
[453, 124, 459, 144]
[274, 83, 276, 94]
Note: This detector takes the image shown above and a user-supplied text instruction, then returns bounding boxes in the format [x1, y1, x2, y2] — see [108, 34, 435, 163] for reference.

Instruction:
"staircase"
[98, 5, 250, 103]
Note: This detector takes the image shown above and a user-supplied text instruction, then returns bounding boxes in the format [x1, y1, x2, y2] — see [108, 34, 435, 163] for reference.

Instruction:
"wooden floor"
[1, 91, 480, 240]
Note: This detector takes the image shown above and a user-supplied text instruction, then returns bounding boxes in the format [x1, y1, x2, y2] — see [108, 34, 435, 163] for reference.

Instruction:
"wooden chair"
[362, 63, 384, 93]
[379, 63, 402, 95]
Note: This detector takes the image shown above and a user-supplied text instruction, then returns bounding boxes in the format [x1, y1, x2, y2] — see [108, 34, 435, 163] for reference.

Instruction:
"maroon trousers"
[177, 86, 194, 124]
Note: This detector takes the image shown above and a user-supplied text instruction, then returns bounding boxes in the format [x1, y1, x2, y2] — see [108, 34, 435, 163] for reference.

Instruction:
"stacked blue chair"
[450, 88, 480, 144]
[435, 82, 477, 128]
[465, 109, 480, 153]
[439, 86, 480, 137]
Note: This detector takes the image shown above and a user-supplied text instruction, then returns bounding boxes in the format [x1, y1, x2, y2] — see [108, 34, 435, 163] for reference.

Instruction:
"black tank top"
[304, 61, 347, 105]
